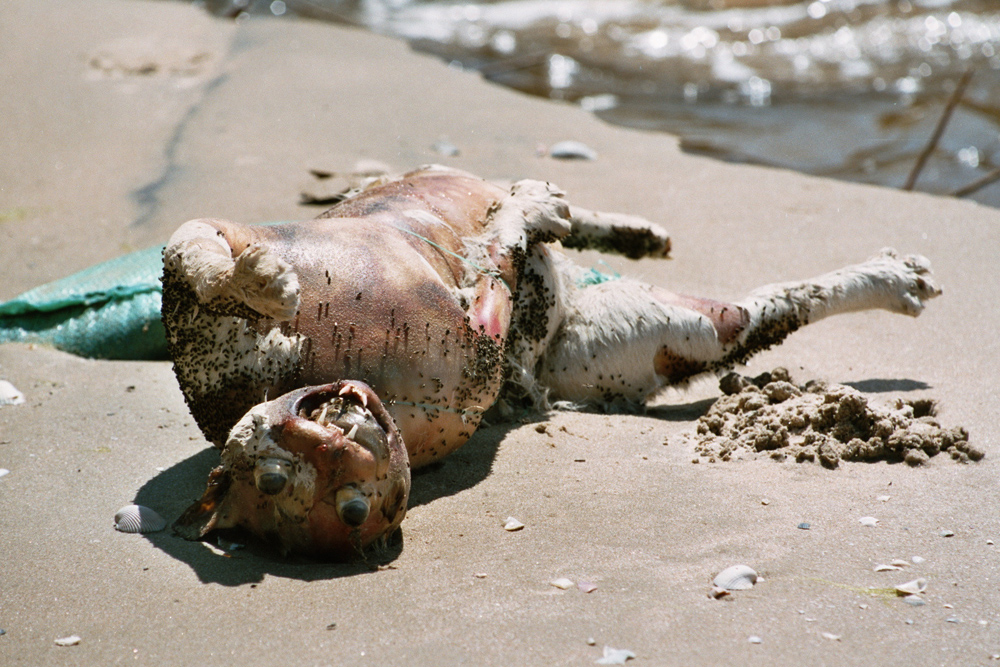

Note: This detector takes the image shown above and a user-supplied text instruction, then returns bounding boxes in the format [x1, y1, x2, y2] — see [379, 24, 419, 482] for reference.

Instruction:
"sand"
[2, 1, 999, 664]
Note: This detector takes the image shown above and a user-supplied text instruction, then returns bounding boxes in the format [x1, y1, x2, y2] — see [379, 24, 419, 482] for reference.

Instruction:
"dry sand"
[2, 1, 999, 664]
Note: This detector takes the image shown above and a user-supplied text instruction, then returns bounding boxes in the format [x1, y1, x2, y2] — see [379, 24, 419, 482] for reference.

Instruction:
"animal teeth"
[338, 383, 367, 407]
[114, 504, 167, 533]
[346, 424, 359, 441]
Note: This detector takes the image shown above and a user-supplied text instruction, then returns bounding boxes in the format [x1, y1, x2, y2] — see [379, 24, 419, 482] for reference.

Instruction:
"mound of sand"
[681, 369, 980, 467]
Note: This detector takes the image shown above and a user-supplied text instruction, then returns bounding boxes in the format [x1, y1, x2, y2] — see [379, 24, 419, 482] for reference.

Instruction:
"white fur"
[165, 219, 301, 321]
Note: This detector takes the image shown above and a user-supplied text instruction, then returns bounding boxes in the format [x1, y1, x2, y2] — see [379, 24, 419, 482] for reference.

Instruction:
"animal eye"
[254, 458, 292, 495]
[335, 486, 371, 527]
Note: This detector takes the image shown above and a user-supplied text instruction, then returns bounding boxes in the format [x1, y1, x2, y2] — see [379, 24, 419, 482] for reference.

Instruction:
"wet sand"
[2, 1, 999, 664]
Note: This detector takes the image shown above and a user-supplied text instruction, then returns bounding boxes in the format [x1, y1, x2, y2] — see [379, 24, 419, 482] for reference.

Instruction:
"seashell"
[0, 380, 25, 406]
[54, 635, 81, 647]
[859, 516, 879, 527]
[894, 578, 928, 596]
[114, 504, 166, 533]
[911, 556, 925, 564]
[550, 577, 574, 590]
[902, 595, 926, 606]
[0, 468, 9, 479]
[431, 139, 460, 157]
[890, 559, 910, 568]
[821, 632, 841, 641]
[577, 581, 598, 593]
[549, 140, 597, 161]
[713, 564, 758, 591]
[877, 495, 891, 502]
[596, 646, 636, 664]
[502, 516, 524, 531]
[940, 529, 955, 537]
[748, 636, 762, 644]
[798, 522, 811, 530]
[874, 564, 901, 572]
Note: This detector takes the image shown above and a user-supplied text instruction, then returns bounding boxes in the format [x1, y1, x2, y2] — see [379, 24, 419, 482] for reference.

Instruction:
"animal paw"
[231, 243, 301, 321]
[489, 180, 572, 250]
[870, 248, 942, 316]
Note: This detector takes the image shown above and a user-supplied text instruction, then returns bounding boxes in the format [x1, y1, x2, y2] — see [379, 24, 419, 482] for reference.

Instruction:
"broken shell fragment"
[549, 140, 597, 161]
[895, 578, 928, 596]
[596, 646, 636, 664]
[578, 581, 598, 593]
[502, 517, 524, 531]
[713, 564, 758, 591]
[114, 504, 166, 533]
[859, 516, 879, 527]
[874, 564, 902, 572]
[551, 577, 574, 590]
[54, 635, 81, 647]
[0, 380, 25, 406]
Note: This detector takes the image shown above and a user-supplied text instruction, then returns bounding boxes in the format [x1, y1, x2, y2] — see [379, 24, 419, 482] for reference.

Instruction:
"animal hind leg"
[537, 248, 941, 409]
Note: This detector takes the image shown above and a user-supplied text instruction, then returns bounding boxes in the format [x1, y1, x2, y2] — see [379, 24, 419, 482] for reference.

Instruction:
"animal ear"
[173, 466, 234, 540]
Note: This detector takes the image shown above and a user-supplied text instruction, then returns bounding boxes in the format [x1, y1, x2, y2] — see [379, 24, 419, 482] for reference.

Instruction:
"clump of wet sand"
[682, 368, 980, 467]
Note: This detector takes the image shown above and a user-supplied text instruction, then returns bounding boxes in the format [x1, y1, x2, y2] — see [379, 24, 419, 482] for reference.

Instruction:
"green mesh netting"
[0, 245, 167, 359]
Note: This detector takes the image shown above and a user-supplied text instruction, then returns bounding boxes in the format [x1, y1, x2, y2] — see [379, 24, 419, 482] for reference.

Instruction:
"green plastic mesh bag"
[0, 245, 168, 359]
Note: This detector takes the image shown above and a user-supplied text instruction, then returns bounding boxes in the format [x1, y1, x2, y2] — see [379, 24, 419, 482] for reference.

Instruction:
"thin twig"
[903, 69, 974, 191]
[951, 165, 1000, 198]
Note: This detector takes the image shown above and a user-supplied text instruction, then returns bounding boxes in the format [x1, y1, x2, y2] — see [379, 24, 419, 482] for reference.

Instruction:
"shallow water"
[203, 0, 1000, 206]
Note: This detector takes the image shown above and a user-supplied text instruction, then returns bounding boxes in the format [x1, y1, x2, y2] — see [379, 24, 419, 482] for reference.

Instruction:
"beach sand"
[1, 1, 999, 664]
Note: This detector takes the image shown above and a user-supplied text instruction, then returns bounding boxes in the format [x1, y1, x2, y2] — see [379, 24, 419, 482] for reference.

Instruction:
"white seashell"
[431, 139, 460, 157]
[713, 564, 758, 591]
[859, 516, 879, 527]
[54, 635, 81, 646]
[874, 564, 901, 572]
[748, 636, 762, 644]
[578, 581, 598, 593]
[911, 556, 926, 564]
[549, 140, 597, 160]
[502, 516, 524, 531]
[902, 595, 926, 606]
[890, 559, 910, 568]
[596, 646, 636, 664]
[821, 632, 841, 641]
[550, 577, 574, 590]
[0, 380, 25, 406]
[894, 578, 928, 596]
[0, 468, 9, 478]
[114, 504, 166, 533]
[877, 495, 891, 502]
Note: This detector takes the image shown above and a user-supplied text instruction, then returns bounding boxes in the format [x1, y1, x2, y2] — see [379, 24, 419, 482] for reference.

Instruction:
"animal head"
[174, 380, 410, 560]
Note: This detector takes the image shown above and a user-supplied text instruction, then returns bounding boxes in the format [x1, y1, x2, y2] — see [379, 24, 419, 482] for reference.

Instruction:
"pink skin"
[174, 381, 410, 559]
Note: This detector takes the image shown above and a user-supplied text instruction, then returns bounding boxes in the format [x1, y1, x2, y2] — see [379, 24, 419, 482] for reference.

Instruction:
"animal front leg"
[163, 218, 300, 321]
[538, 249, 940, 409]
[563, 206, 672, 259]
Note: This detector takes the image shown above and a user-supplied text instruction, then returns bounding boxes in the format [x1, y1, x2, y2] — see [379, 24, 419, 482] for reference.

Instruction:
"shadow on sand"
[132, 420, 516, 585]
[132, 396, 715, 584]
